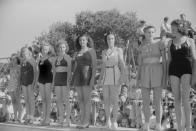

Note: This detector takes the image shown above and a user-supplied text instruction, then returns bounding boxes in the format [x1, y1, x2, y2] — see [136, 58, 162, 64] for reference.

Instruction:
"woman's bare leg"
[83, 86, 92, 126]
[170, 76, 182, 131]
[141, 87, 151, 130]
[181, 74, 192, 131]
[103, 85, 111, 128]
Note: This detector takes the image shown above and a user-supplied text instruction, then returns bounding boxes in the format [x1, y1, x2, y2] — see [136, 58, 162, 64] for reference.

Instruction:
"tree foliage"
[75, 9, 139, 58]
[33, 9, 139, 59]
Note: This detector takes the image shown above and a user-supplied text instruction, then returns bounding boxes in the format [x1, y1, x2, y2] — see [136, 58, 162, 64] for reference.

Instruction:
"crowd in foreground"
[0, 13, 196, 131]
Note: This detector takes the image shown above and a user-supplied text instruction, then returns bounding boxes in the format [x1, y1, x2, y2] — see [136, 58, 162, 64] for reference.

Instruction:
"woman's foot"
[62, 119, 71, 127]
[138, 123, 150, 131]
[111, 122, 118, 130]
[155, 123, 163, 131]
[105, 120, 112, 128]
[185, 127, 193, 131]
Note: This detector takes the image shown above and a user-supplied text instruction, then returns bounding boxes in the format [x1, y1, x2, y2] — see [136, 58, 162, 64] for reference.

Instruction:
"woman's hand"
[136, 79, 141, 89]
[90, 78, 95, 89]
[191, 73, 196, 90]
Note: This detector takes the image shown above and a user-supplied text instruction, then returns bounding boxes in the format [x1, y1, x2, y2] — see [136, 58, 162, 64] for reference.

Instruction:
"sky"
[0, 0, 196, 58]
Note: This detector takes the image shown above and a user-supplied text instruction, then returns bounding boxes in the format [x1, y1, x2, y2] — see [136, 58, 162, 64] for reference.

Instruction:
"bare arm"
[29, 59, 38, 89]
[89, 48, 97, 89]
[136, 47, 142, 88]
[166, 40, 172, 78]
[160, 41, 167, 88]
[98, 50, 106, 85]
[189, 38, 196, 86]
[51, 57, 57, 90]
[66, 55, 72, 88]
[117, 47, 127, 84]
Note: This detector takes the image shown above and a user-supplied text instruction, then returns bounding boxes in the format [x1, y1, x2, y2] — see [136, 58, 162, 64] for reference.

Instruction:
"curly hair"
[55, 39, 69, 54]
[171, 19, 188, 36]
[20, 46, 33, 59]
[75, 34, 94, 51]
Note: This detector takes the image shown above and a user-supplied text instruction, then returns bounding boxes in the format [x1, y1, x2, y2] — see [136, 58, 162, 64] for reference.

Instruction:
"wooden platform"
[0, 123, 138, 131]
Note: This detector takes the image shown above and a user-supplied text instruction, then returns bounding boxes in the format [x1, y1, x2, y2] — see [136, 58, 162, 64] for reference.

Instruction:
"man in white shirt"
[160, 17, 172, 39]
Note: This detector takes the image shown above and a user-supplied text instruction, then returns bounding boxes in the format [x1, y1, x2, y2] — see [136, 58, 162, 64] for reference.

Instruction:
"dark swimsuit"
[54, 57, 68, 86]
[21, 61, 34, 86]
[72, 51, 92, 86]
[169, 40, 192, 78]
[38, 59, 53, 84]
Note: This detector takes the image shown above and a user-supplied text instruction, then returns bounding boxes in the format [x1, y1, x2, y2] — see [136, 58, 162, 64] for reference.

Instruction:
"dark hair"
[143, 25, 156, 33]
[171, 19, 188, 36]
[75, 34, 94, 51]
[140, 20, 146, 24]
[164, 17, 169, 22]
[180, 13, 186, 18]
[56, 39, 69, 53]
[104, 30, 116, 48]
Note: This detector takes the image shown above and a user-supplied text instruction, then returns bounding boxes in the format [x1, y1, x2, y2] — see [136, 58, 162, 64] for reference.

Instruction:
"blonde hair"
[56, 39, 69, 54]
[40, 41, 55, 56]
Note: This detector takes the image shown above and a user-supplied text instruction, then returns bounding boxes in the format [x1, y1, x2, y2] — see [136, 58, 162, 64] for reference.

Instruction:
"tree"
[75, 9, 139, 58]
[33, 9, 140, 60]
[34, 22, 76, 56]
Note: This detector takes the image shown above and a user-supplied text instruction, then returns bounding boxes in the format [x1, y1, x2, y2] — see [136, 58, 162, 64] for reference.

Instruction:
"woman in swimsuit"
[98, 31, 127, 130]
[37, 42, 54, 125]
[72, 34, 97, 128]
[20, 47, 37, 124]
[53, 39, 72, 126]
[168, 19, 196, 131]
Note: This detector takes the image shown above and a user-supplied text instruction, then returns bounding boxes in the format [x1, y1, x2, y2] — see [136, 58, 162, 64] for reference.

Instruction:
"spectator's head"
[180, 13, 186, 21]
[10, 54, 20, 66]
[121, 117, 129, 127]
[164, 17, 169, 23]
[140, 20, 146, 27]
[171, 19, 189, 36]
[98, 109, 105, 118]
[75, 34, 94, 51]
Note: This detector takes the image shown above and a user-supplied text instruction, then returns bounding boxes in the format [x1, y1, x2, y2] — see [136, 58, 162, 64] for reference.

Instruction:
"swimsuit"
[21, 61, 34, 86]
[54, 57, 68, 86]
[38, 59, 53, 84]
[169, 40, 192, 78]
[72, 50, 93, 86]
